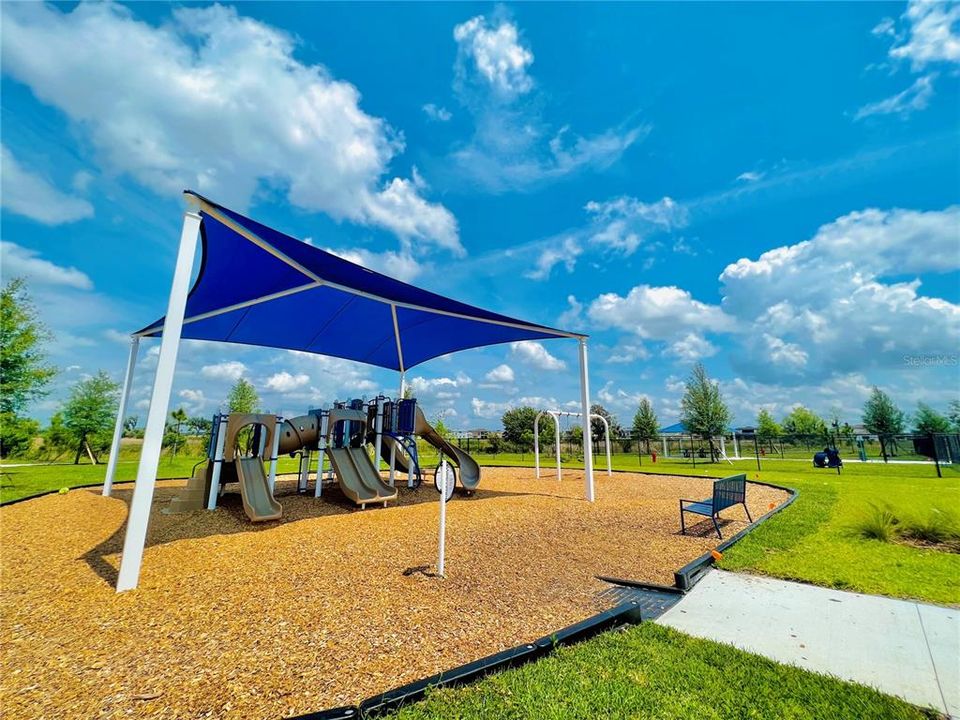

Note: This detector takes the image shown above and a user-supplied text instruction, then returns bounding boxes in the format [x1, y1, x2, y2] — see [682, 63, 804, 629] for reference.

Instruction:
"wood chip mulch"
[0, 467, 787, 719]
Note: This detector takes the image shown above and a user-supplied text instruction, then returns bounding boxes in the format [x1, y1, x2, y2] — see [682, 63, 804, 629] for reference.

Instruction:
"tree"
[632, 398, 659, 452]
[186, 416, 212, 437]
[862, 387, 905, 435]
[500, 406, 552, 449]
[226, 378, 259, 413]
[914, 403, 951, 434]
[0, 414, 39, 458]
[781, 406, 827, 437]
[123, 415, 139, 436]
[433, 414, 453, 441]
[590, 404, 619, 441]
[0, 278, 56, 416]
[756, 409, 782, 439]
[947, 399, 960, 432]
[167, 407, 188, 457]
[40, 412, 73, 459]
[863, 387, 905, 461]
[62, 370, 120, 464]
[679, 363, 731, 461]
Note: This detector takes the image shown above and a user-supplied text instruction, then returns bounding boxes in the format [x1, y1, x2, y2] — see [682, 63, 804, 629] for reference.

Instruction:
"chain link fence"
[448, 430, 960, 477]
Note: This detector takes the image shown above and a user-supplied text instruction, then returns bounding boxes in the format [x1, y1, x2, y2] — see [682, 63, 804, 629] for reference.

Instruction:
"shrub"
[856, 503, 899, 542]
[0, 412, 40, 458]
[900, 508, 960, 545]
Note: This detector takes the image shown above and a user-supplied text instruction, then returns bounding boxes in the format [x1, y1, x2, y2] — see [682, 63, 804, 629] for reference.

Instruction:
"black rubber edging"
[289, 600, 645, 720]
[673, 480, 798, 591]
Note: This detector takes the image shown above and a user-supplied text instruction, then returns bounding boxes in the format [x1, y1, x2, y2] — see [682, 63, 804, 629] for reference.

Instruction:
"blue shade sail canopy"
[137, 192, 583, 371]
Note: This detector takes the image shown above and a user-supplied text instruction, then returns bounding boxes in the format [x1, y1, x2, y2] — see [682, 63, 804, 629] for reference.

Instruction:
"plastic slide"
[235, 456, 283, 521]
[327, 447, 380, 506]
[414, 407, 481, 490]
[376, 434, 412, 473]
[347, 446, 398, 501]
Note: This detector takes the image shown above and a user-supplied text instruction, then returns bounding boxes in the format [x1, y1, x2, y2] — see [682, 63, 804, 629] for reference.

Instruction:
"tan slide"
[235, 456, 282, 521]
[347, 446, 398, 501]
[414, 407, 481, 490]
[327, 447, 379, 507]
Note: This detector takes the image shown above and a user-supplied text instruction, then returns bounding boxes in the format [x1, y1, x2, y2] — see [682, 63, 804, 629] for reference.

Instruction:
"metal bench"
[680, 473, 752, 539]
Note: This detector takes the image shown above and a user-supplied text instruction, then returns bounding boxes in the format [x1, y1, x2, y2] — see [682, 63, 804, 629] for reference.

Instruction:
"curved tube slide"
[414, 407, 481, 490]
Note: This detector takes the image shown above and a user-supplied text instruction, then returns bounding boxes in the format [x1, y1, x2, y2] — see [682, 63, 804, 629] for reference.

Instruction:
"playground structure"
[534, 410, 612, 480]
[102, 190, 596, 592]
[167, 396, 479, 518]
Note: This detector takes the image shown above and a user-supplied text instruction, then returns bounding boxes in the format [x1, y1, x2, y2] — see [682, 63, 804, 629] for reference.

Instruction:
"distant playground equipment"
[534, 410, 612, 480]
[813, 447, 843, 471]
[168, 394, 480, 519]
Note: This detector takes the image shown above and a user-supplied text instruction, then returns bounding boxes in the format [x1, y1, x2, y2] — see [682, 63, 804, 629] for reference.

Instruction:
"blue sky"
[2, 1, 958, 430]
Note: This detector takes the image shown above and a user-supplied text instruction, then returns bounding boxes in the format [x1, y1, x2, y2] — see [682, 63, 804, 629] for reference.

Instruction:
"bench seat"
[682, 501, 715, 516]
[680, 473, 752, 539]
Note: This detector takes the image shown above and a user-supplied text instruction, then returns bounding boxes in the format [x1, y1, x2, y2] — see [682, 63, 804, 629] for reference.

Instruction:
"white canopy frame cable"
[534, 408, 611, 481]
[107, 193, 596, 592]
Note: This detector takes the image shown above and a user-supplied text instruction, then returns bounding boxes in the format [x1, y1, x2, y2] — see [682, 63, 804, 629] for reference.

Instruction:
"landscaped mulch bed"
[0, 468, 787, 719]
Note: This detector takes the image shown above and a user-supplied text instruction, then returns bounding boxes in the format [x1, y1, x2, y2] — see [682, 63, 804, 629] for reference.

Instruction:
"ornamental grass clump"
[900, 508, 960, 551]
[856, 503, 899, 542]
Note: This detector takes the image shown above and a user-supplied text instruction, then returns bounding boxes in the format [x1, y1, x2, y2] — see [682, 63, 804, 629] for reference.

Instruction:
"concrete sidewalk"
[658, 570, 959, 717]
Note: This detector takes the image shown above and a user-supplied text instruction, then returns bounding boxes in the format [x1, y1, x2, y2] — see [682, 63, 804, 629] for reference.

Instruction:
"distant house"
[453, 428, 495, 439]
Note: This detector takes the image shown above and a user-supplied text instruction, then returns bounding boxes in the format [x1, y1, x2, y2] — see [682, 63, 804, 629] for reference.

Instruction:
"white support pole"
[268, 418, 281, 494]
[553, 412, 562, 482]
[720, 436, 727, 458]
[374, 397, 384, 478]
[438, 457, 447, 577]
[315, 414, 327, 498]
[103, 337, 140, 496]
[207, 416, 226, 511]
[590, 414, 612, 477]
[733, 433, 740, 460]
[116, 208, 201, 592]
[578, 339, 595, 502]
[534, 411, 542, 479]
[662, 437, 667, 457]
[389, 441, 397, 487]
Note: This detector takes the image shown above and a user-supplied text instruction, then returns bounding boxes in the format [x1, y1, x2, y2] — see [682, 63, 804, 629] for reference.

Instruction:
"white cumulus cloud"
[201, 361, 247, 381]
[526, 237, 581, 280]
[454, 15, 534, 98]
[484, 364, 515, 383]
[510, 341, 566, 371]
[0, 3, 460, 254]
[265, 371, 310, 392]
[588, 285, 732, 341]
[584, 196, 689, 255]
[0, 145, 93, 224]
[0, 241, 93, 289]
[889, 0, 960, 70]
[422, 103, 453, 122]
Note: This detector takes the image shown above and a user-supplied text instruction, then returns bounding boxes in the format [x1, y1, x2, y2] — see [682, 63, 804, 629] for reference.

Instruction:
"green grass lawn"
[391, 623, 932, 720]
[0, 454, 303, 503]
[463, 452, 959, 605]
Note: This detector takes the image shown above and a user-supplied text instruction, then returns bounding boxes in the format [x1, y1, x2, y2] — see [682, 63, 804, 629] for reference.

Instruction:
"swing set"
[534, 410, 612, 480]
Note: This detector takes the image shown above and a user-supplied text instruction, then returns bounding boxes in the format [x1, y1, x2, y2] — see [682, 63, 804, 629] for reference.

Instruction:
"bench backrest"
[713, 474, 746, 511]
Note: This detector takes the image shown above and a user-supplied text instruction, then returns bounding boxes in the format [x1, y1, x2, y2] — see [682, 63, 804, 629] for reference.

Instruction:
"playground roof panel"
[137, 192, 582, 371]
